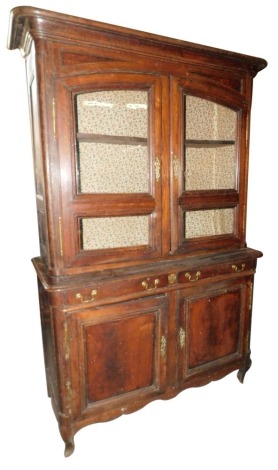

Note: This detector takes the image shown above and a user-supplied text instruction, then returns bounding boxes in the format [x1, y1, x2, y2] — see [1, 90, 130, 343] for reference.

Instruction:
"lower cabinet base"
[56, 359, 250, 457]
[33, 249, 260, 456]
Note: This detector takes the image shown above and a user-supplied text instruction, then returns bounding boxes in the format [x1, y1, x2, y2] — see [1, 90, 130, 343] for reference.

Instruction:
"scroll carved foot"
[59, 423, 75, 457]
[237, 355, 252, 384]
[64, 439, 75, 457]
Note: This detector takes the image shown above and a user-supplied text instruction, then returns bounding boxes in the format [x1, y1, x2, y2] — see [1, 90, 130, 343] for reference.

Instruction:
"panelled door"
[55, 73, 164, 269]
[170, 76, 248, 255]
[177, 278, 252, 382]
[68, 295, 169, 416]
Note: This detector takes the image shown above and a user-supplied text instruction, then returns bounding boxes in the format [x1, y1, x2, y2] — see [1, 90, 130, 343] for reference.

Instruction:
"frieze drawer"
[178, 259, 256, 285]
[65, 274, 169, 306]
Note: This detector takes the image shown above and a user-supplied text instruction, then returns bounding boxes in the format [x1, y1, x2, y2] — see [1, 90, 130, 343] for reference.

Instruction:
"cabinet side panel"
[37, 279, 60, 411]
[26, 45, 49, 263]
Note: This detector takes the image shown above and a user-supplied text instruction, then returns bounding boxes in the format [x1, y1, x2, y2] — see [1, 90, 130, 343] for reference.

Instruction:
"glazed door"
[55, 73, 164, 270]
[69, 296, 168, 417]
[177, 278, 252, 382]
[170, 77, 248, 255]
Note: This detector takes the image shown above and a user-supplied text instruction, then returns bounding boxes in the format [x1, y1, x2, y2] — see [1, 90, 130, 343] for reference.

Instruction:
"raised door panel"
[170, 77, 248, 255]
[54, 73, 164, 271]
[177, 279, 251, 381]
[68, 296, 168, 417]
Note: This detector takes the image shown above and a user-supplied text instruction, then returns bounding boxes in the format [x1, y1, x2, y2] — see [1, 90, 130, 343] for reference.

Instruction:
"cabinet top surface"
[7, 6, 267, 74]
[33, 248, 262, 290]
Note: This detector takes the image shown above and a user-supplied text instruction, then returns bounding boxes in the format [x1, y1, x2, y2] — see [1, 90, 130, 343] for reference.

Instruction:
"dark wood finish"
[177, 276, 253, 382]
[70, 297, 168, 410]
[185, 140, 235, 147]
[8, 6, 266, 456]
[77, 133, 148, 146]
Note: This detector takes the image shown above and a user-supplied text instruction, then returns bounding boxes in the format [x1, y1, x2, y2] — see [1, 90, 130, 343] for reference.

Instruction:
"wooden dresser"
[7, 6, 267, 456]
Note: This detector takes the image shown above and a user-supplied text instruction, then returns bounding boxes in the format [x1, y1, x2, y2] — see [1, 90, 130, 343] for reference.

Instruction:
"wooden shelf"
[185, 139, 235, 148]
[77, 133, 148, 146]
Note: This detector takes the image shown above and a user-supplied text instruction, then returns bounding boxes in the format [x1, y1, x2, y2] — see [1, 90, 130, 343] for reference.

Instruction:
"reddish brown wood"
[8, 6, 266, 456]
[185, 140, 235, 147]
[77, 133, 148, 146]
[177, 278, 250, 381]
[71, 297, 168, 408]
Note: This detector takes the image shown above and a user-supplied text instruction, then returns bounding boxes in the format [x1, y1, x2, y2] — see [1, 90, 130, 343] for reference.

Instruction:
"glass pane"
[78, 143, 148, 193]
[185, 146, 236, 190]
[76, 90, 148, 137]
[185, 209, 234, 239]
[81, 216, 149, 250]
[184, 96, 237, 190]
[185, 96, 237, 140]
[76, 90, 149, 193]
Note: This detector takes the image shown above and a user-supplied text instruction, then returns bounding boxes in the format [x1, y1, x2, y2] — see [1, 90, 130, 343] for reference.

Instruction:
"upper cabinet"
[7, 6, 267, 275]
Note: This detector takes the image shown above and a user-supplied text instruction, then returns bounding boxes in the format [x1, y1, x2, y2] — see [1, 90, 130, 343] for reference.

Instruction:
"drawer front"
[178, 259, 255, 285]
[65, 259, 256, 306]
[65, 273, 169, 306]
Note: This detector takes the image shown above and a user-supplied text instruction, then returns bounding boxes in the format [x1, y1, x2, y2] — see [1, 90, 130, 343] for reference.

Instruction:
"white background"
[1, 1, 276, 467]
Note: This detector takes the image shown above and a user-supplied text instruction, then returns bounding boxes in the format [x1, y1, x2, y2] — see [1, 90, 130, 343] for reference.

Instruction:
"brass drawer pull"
[185, 271, 201, 282]
[141, 278, 160, 290]
[232, 263, 246, 273]
[76, 289, 97, 303]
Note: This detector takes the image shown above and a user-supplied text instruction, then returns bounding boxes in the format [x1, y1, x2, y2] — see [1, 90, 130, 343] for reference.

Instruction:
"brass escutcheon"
[168, 273, 177, 284]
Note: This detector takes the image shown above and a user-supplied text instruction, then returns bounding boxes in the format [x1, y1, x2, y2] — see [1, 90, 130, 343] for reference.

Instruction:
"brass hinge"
[58, 216, 64, 256]
[173, 156, 179, 180]
[65, 380, 72, 416]
[179, 327, 185, 349]
[64, 321, 70, 360]
[242, 204, 247, 235]
[64, 321, 72, 416]
[65, 380, 72, 391]
[154, 157, 161, 182]
[160, 335, 167, 357]
[249, 281, 253, 310]
[52, 97, 56, 139]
